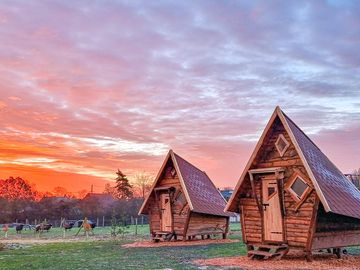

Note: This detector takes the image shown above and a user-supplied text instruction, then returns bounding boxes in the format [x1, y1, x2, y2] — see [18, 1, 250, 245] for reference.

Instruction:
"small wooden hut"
[139, 150, 231, 242]
[226, 106, 360, 260]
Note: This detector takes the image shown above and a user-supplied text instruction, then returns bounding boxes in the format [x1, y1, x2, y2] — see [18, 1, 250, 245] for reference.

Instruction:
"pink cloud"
[0, 1, 359, 191]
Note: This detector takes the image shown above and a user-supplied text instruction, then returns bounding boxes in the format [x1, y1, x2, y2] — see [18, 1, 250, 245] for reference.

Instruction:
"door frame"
[248, 167, 286, 243]
[261, 175, 284, 243]
[160, 192, 173, 232]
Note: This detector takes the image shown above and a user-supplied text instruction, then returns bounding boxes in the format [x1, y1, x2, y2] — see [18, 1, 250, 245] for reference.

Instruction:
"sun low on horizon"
[0, 1, 360, 195]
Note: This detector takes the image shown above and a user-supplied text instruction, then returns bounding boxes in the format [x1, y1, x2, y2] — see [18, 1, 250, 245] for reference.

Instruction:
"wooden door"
[262, 175, 283, 242]
[160, 193, 172, 232]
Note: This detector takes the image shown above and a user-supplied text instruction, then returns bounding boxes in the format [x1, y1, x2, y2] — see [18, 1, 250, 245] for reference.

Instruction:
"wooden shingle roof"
[226, 106, 360, 219]
[139, 150, 231, 217]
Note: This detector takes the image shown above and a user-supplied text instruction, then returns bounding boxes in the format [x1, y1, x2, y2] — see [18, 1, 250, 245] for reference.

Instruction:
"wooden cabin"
[139, 150, 231, 242]
[225, 106, 360, 260]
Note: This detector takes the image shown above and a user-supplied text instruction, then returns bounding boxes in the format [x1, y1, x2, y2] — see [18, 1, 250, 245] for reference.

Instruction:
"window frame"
[275, 134, 290, 157]
[285, 172, 311, 202]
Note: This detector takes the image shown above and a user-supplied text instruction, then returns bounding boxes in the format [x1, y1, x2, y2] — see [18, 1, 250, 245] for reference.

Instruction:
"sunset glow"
[0, 1, 359, 194]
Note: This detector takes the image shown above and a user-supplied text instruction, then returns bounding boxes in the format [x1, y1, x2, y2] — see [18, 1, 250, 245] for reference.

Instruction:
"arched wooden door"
[160, 193, 172, 232]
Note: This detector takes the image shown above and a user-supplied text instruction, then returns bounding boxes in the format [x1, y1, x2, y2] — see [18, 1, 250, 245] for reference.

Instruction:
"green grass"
[0, 223, 246, 270]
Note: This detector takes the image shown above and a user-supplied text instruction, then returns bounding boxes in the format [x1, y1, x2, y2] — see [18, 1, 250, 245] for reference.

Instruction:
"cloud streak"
[0, 0, 359, 191]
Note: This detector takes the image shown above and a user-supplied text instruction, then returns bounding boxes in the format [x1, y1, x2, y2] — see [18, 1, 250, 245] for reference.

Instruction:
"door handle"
[262, 203, 269, 211]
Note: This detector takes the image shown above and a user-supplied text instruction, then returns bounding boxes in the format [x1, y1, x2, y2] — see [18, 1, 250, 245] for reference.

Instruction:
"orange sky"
[0, 1, 360, 194]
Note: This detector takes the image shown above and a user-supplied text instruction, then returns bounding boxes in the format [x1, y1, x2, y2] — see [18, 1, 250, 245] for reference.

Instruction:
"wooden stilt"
[305, 251, 313, 262]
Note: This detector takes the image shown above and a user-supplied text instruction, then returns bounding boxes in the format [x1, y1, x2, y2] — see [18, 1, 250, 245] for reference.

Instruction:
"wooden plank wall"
[239, 179, 262, 243]
[186, 212, 228, 236]
[312, 204, 360, 249]
[239, 117, 316, 248]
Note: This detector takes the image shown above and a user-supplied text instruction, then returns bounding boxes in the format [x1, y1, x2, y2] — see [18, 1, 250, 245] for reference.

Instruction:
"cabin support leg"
[305, 251, 313, 262]
[207, 234, 210, 239]
[333, 248, 342, 259]
[201, 235, 204, 240]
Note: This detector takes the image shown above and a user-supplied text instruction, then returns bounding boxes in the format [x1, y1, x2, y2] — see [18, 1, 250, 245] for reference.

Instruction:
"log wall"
[312, 204, 360, 249]
[239, 117, 316, 248]
[186, 212, 228, 237]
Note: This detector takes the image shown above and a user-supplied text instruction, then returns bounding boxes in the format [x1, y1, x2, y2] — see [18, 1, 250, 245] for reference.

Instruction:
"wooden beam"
[306, 197, 319, 252]
[223, 217, 230, 239]
[294, 189, 314, 212]
[312, 230, 360, 249]
[249, 167, 284, 174]
[240, 205, 247, 243]
[182, 211, 191, 241]
[249, 172, 262, 213]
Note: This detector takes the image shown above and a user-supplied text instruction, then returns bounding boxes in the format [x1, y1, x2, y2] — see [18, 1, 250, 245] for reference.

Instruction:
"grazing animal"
[63, 222, 74, 230]
[15, 224, 24, 234]
[35, 223, 52, 232]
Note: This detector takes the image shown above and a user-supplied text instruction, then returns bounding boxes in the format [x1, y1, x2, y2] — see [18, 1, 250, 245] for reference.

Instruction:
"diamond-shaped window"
[275, 134, 290, 157]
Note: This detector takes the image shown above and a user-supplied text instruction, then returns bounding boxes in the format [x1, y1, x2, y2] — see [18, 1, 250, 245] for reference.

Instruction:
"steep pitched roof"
[139, 150, 230, 217]
[226, 106, 360, 219]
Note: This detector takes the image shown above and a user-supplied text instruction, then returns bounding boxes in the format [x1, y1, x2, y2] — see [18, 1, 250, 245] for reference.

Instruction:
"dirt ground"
[194, 251, 360, 270]
[1, 235, 109, 245]
[122, 238, 239, 248]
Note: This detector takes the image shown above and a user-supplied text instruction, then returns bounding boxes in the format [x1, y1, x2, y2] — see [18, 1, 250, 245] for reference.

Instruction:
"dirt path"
[1, 235, 110, 245]
[122, 238, 239, 248]
[194, 252, 360, 270]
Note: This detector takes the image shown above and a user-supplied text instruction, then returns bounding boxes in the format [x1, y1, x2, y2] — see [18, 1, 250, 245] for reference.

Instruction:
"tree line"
[0, 170, 153, 224]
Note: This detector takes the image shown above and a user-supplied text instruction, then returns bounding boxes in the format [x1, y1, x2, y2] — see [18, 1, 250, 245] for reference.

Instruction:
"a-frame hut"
[139, 150, 231, 242]
[225, 106, 360, 260]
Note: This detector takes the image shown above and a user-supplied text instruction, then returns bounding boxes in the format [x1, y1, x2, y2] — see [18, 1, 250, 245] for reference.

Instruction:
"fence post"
[102, 216, 105, 227]
[135, 218, 138, 235]
[97, 218, 99, 227]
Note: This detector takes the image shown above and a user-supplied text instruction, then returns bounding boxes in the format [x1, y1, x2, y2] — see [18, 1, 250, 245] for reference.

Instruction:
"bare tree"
[103, 183, 115, 197]
[133, 173, 154, 198]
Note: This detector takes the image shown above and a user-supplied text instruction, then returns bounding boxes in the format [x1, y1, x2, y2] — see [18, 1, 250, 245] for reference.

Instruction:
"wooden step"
[248, 243, 289, 260]
[257, 244, 287, 250]
[248, 250, 274, 258]
[156, 231, 172, 235]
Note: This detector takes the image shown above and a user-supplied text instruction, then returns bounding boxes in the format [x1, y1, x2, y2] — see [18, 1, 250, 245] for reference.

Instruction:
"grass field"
[0, 223, 246, 270]
[2, 223, 360, 270]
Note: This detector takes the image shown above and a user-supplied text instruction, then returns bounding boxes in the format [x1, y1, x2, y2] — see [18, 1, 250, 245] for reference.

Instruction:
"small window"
[290, 177, 308, 199]
[170, 168, 177, 178]
[268, 187, 275, 198]
[275, 134, 290, 157]
[285, 173, 311, 202]
[176, 192, 186, 205]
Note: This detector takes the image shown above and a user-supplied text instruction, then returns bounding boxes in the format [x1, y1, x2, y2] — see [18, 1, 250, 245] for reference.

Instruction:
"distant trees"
[0, 177, 37, 201]
[52, 186, 74, 198]
[114, 170, 133, 199]
[103, 183, 116, 196]
[0, 177, 38, 222]
[349, 168, 360, 189]
[0, 173, 149, 225]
